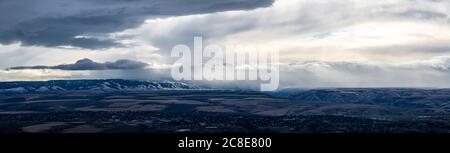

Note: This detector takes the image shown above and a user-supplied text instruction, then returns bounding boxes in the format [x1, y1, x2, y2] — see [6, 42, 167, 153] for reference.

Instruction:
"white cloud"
[112, 0, 450, 63]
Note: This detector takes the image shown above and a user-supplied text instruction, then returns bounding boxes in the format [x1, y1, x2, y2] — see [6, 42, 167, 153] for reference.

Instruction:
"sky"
[0, 0, 449, 88]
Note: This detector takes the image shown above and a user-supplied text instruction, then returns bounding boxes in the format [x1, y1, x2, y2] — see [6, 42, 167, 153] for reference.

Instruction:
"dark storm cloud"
[6, 58, 149, 70]
[0, 0, 274, 49]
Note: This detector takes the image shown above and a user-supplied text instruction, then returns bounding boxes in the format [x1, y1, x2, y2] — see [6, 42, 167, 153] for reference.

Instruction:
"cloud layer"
[278, 56, 450, 88]
[7, 58, 149, 71]
[117, 0, 450, 59]
[0, 0, 273, 49]
[1, 0, 450, 88]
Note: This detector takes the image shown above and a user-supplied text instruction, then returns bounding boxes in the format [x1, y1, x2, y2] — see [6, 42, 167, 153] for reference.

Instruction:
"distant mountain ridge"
[272, 88, 450, 108]
[0, 79, 199, 93]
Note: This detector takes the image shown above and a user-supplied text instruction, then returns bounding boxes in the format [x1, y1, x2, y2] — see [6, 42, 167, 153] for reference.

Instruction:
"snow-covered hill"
[0, 79, 199, 93]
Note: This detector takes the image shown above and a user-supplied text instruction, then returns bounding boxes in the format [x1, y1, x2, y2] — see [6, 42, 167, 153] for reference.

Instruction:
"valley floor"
[1, 89, 450, 133]
[1, 111, 450, 133]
